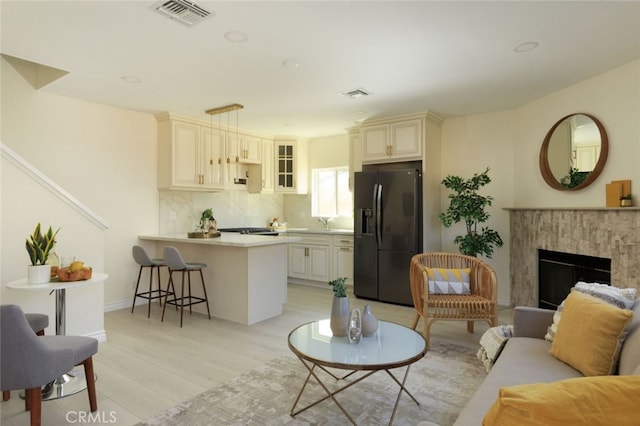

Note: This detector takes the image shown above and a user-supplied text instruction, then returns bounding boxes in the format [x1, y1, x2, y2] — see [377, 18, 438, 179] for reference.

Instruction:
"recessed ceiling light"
[121, 76, 141, 84]
[282, 59, 300, 69]
[514, 41, 539, 53]
[224, 31, 248, 42]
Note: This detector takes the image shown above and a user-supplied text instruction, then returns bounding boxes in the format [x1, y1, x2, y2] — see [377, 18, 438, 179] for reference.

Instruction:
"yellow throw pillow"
[424, 267, 471, 295]
[483, 375, 640, 426]
[550, 291, 633, 376]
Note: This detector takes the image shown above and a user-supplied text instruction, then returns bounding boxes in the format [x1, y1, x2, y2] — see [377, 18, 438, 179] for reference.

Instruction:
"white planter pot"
[27, 264, 51, 284]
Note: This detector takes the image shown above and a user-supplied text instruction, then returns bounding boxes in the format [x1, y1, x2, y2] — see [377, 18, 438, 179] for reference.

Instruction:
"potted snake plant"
[25, 223, 60, 284]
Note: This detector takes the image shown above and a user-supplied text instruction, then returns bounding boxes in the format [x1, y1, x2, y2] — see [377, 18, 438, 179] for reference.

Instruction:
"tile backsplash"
[159, 190, 354, 234]
[159, 190, 284, 234]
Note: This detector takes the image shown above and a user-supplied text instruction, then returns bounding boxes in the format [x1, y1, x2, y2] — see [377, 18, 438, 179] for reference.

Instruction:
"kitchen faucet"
[317, 217, 331, 230]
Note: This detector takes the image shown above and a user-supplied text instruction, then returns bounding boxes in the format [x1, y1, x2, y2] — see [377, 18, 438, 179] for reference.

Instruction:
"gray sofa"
[454, 298, 640, 425]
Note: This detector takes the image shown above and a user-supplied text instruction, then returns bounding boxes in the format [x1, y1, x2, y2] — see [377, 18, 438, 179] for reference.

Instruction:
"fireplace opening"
[538, 249, 611, 309]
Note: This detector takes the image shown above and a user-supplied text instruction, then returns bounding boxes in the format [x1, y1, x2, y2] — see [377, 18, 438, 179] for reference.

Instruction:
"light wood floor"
[0, 284, 512, 426]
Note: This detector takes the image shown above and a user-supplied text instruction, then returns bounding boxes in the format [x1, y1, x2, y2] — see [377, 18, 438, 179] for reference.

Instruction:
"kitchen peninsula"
[138, 233, 301, 325]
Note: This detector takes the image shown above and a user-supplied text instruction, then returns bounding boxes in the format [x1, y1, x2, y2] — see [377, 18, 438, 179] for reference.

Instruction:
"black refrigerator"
[354, 166, 423, 305]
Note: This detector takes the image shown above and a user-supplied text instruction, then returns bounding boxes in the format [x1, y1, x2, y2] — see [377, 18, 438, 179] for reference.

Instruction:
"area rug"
[138, 340, 486, 426]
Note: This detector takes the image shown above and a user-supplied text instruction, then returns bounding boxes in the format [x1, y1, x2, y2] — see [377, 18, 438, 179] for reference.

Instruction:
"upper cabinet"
[247, 138, 275, 194]
[361, 115, 423, 164]
[348, 127, 361, 192]
[227, 132, 262, 166]
[274, 137, 308, 194]
[261, 138, 275, 192]
[243, 135, 262, 164]
[157, 112, 274, 192]
[157, 114, 225, 191]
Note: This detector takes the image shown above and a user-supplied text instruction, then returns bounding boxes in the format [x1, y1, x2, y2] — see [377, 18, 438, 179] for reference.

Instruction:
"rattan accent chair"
[409, 252, 497, 348]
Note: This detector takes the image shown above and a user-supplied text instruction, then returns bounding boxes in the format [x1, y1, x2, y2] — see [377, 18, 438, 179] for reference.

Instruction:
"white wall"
[440, 59, 640, 306]
[1, 56, 158, 336]
[513, 59, 640, 207]
[1, 151, 106, 338]
[283, 134, 353, 230]
[441, 111, 515, 305]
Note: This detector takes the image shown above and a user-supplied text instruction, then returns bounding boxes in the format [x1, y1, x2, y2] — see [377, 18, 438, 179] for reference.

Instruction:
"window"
[311, 167, 352, 217]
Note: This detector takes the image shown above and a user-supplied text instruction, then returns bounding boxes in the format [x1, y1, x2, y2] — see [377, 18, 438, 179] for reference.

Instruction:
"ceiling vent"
[152, 0, 213, 26]
[338, 88, 372, 98]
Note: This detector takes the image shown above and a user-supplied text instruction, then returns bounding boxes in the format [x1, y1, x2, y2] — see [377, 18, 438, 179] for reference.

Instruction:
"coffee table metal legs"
[290, 357, 419, 425]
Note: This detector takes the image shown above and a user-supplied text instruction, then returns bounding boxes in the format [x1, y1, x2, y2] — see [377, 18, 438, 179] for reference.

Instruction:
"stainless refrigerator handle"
[376, 183, 382, 247]
[372, 183, 378, 227]
[372, 183, 378, 243]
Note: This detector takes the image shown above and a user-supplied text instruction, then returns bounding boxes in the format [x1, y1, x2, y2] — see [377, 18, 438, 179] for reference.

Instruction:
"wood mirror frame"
[539, 113, 608, 191]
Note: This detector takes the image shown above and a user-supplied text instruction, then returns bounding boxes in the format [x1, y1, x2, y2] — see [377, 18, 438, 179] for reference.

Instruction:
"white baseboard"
[498, 297, 511, 307]
[86, 329, 107, 343]
[104, 299, 131, 313]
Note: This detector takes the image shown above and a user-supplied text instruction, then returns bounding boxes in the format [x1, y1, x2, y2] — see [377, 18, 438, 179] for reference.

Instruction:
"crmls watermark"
[65, 411, 117, 424]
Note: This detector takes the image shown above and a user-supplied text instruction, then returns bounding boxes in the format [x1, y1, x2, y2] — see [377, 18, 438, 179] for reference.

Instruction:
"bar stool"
[161, 246, 211, 327]
[2, 313, 49, 401]
[131, 245, 175, 318]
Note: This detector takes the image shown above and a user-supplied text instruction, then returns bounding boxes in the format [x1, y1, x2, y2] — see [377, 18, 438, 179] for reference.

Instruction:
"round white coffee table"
[288, 319, 426, 425]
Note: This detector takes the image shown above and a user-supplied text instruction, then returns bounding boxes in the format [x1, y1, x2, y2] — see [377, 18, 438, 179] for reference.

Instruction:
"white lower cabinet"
[332, 235, 354, 285]
[288, 232, 354, 287]
[288, 233, 331, 283]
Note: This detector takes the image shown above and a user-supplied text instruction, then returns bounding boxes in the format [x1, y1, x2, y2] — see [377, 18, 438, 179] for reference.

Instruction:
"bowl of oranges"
[57, 260, 92, 282]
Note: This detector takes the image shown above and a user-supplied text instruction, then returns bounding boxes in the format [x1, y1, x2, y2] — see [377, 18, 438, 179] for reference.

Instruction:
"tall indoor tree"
[439, 167, 503, 258]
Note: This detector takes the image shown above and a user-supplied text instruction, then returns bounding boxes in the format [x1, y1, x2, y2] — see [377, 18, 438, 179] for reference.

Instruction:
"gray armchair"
[0, 304, 98, 426]
[2, 312, 49, 402]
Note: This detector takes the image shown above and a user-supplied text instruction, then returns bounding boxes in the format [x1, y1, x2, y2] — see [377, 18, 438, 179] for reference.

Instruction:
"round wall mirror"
[539, 113, 608, 191]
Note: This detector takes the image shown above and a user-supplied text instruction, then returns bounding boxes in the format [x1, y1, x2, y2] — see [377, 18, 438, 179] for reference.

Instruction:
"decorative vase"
[27, 264, 51, 284]
[348, 308, 362, 344]
[620, 199, 632, 207]
[361, 304, 379, 337]
[330, 296, 350, 336]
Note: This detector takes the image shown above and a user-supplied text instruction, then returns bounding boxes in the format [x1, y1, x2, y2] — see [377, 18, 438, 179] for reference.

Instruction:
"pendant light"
[218, 113, 223, 184]
[235, 107, 240, 183]
[205, 103, 244, 185]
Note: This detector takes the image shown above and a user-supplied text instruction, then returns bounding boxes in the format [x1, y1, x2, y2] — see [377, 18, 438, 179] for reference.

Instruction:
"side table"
[6, 273, 108, 400]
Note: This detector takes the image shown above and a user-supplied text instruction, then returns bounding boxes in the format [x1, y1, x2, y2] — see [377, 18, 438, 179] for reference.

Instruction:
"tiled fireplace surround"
[508, 208, 640, 307]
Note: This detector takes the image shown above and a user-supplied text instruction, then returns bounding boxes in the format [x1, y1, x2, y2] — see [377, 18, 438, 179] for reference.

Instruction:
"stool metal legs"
[131, 265, 175, 318]
[161, 268, 211, 327]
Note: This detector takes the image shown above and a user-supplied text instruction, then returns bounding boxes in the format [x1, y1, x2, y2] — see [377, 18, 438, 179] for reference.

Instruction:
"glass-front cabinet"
[278, 143, 294, 189]
[274, 137, 308, 194]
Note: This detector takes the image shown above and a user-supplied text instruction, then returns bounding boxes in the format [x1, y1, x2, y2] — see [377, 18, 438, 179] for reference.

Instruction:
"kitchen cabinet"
[332, 235, 354, 286]
[261, 138, 275, 192]
[227, 132, 261, 165]
[247, 138, 274, 194]
[243, 135, 262, 164]
[201, 126, 226, 186]
[361, 116, 422, 164]
[274, 137, 308, 194]
[288, 233, 330, 283]
[348, 127, 361, 192]
[157, 114, 225, 191]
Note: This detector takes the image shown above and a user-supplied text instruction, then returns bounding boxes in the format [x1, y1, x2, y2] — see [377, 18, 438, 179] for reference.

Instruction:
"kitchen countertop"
[281, 228, 354, 235]
[138, 233, 302, 247]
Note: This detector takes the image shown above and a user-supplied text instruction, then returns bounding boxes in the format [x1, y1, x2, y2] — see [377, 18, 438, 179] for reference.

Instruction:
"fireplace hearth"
[538, 249, 611, 309]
